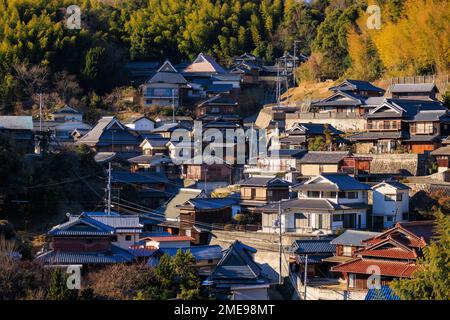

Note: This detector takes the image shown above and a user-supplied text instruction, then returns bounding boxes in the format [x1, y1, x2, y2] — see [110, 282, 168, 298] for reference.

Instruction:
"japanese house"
[371, 181, 410, 229]
[280, 123, 343, 149]
[349, 99, 450, 154]
[389, 83, 439, 100]
[240, 176, 291, 213]
[142, 60, 189, 107]
[331, 221, 436, 290]
[75, 116, 141, 159]
[288, 240, 336, 278]
[0, 116, 34, 153]
[205, 241, 271, 300]
[177, 198, 237, 245]
[311, 79, 385, 116]
[258, 173, 370, 235]
[35, 213, 135, 266]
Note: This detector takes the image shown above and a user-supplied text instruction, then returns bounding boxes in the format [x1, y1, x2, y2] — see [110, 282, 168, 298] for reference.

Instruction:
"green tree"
[48, 268, 76, 300]
[82, 47, 107, 88]
[155, 254, 175, 289]
[172, 249, 202, 299]
[391, 211, 450, 300]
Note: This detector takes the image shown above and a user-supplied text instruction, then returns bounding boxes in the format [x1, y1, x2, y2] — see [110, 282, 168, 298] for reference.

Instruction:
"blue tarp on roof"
[365, 286, 400, 300]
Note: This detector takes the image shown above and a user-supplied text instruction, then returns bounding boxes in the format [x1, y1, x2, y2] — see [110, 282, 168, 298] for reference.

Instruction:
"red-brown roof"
[358, 247, 417, 260]
[331, 258, 418, 278]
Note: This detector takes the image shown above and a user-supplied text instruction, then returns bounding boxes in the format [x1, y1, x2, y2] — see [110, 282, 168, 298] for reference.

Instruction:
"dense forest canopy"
[0, 0, 449, 113]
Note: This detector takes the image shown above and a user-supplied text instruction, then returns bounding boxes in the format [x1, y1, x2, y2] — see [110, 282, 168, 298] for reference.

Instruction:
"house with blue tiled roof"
[36, 213, 135, 266]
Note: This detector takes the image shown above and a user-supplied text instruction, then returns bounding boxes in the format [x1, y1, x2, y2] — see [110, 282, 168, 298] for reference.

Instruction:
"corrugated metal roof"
[0, 116, 33, 130]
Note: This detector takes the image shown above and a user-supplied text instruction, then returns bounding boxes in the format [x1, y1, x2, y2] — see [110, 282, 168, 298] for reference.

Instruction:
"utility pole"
[293, 40, 301, 86]
[39, 93, 43, 133]
[303, 254, 308, 300]
[106, 161, 112, 215]
[276, 62, 281, 107]
[172, 88, 175, 123]
[278, 200, 283, 285]
[284, 54, 289, 106]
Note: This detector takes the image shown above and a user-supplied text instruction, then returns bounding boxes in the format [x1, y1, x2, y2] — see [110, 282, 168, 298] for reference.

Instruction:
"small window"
[347, 192, 358, 199]
[125, 235, 132, 241]
[333, 214, 343, 222]
[384, 194, 396, 201]
[396, 194, 403, 201]
[307, 191, 320, 198]
[386, 217, 393, 222]
[338, 192, 347, 198]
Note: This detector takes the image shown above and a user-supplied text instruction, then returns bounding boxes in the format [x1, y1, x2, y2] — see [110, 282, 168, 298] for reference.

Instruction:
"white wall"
[372, 184, 409, 227]
[113, 233, 140, 249]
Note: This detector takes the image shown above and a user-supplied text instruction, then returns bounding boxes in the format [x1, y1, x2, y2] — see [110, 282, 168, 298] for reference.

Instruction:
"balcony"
[366, 122, 400, 131]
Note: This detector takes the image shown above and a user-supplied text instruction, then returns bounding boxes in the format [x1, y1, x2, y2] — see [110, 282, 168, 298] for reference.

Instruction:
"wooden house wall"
[52, 237, 111, 252]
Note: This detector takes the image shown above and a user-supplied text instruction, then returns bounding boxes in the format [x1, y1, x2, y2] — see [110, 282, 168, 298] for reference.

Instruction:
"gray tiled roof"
[372, 181, 411, 190]
[297, 151, 349, 164]
[330, 79, 385, 93]
[211, 241, 267, 284]
[292, 240, 336, 254]
[180, 198, 238, 210]
[151, 245, 223, 262]
[111, 171, 169, 184]
[320, 173, 371, 191]
[48, 215, 115, 236]
[390, 83, 437, 93]
[330, 230, 380, 246]
[240, 176, 291, 187]
[35, 245, 134, 265]
[348, 131, 404, 141]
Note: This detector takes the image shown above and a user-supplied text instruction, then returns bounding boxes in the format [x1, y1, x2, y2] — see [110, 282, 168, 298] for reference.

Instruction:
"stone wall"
[356, 153, 426, 176]
[285, 113, 367, 132]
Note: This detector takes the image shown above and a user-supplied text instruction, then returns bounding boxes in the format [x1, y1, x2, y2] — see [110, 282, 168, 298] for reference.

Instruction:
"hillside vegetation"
[0, 0, 448, 115]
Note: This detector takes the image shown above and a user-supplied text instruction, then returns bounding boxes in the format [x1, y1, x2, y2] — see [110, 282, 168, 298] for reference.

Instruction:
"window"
[307, 191, 320, 198]
[386, 217, 393, 222]
[343, 246, 352, 257]
[347, 192, 358, 199]
[125, 235, 132, 241]
[338, 191, 347, 198]
[333, 214, 343, 222]
[396, 194, 403, 201]
[384, 194, 396, 201]
[323, 192, 337, 198]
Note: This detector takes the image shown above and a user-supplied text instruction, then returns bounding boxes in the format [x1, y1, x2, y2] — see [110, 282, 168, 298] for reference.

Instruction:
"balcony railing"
[366, 123, 400, 130]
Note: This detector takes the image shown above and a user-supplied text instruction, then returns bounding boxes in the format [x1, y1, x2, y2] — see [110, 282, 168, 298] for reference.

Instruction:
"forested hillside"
[0, 0, 449, 114]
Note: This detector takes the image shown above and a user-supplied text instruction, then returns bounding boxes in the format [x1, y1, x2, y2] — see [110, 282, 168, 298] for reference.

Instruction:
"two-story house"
[177, 198, 237, 245]
[312, 79, 385, 116]
[195, 94, 239, 120]
[331, 221, 436, 290]
[349, 99, 450, 154]
[142, 60, 189, 107]
[240, 176, 291, 214]
[258, 173, 370, 235]
[371, 181, 410, 229]
[280, 123, 343, 149]
[123, 115, 155, 132]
